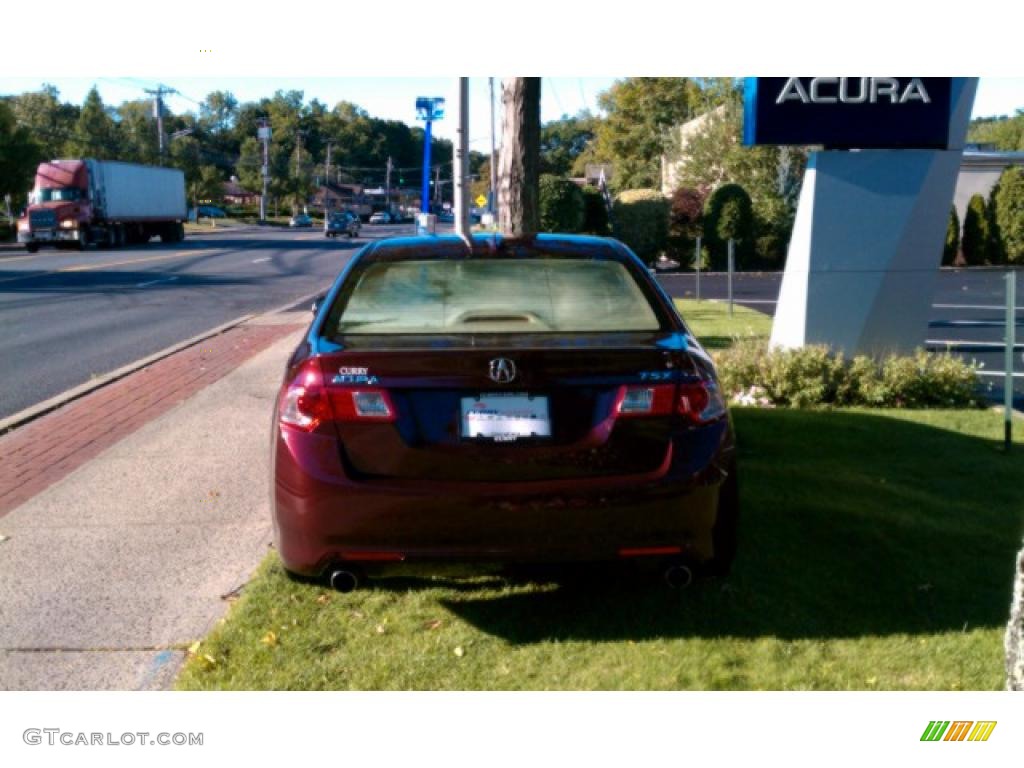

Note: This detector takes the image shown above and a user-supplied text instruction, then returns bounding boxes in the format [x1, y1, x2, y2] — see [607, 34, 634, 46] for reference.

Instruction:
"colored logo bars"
[920, 721, 997, 742]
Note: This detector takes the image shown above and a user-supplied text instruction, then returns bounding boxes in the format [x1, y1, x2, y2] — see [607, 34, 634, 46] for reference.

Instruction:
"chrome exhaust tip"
[329, 568, 362, 593]
[663, 564, 694, 589]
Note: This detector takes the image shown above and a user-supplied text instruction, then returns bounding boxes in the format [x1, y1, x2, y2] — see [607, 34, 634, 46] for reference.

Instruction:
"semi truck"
[17, 159, 187, 252]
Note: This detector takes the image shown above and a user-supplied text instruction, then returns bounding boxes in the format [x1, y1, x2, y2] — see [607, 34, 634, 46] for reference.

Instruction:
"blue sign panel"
[743, 77, 955, 149]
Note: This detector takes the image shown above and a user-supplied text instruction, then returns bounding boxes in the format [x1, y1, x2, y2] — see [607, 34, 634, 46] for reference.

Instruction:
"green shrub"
[713, 342, 980, 409]
[704, 183, 755, 269]
[990, 166, 1024, 265]
[538, 175, 585, 233]
[758, 345, 846, 408]
[942, 205, 960, 266]
[962, 193, 993, 265]
[612, 189, 668, 261]
[581, 185, 609, 236]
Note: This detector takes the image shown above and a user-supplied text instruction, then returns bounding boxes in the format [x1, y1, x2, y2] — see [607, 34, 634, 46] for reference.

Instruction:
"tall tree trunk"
[498, 78, 541, 237]
[1007, 540, 1024, 690]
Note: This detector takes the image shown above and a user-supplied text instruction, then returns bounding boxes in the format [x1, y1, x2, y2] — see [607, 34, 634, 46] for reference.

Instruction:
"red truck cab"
[17, 161, 92, 252]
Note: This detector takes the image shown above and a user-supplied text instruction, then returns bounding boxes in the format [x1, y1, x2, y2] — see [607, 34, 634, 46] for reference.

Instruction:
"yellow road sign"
[475, 194, 488, 208]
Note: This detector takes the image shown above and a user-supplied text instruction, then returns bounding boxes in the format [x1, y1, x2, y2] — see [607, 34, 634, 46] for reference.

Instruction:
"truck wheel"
[75, 230, 87, 251]
[26, 243, 39, 254]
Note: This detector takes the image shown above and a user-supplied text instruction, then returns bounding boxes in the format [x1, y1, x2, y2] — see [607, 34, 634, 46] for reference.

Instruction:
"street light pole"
[257, 120, 272, 223]
[416, 97, 444, 217]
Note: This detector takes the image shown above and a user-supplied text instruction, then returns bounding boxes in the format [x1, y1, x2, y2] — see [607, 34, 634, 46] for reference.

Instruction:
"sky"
[1, 77, 1021, 148]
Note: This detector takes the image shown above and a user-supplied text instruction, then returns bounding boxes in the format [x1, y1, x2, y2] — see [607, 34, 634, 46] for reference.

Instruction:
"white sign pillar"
[770, 79, 978, 356]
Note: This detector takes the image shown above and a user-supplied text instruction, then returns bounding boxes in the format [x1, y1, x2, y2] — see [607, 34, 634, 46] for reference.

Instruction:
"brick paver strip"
[0, 322, 304, 518]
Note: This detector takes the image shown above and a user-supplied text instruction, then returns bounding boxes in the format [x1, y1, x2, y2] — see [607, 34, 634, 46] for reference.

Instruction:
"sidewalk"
[0, 311, 306, 690]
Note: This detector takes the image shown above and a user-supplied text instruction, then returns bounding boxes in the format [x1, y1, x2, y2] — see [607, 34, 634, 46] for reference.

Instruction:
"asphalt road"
[0, 222, 421, 420]
[657, 269, 1024, 406]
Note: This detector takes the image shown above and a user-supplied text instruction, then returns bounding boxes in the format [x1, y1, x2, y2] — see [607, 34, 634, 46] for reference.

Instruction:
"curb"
[0, 288, 321, 437]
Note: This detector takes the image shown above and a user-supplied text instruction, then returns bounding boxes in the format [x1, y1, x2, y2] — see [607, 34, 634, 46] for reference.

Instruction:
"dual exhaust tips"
[327, 563, 695, 592]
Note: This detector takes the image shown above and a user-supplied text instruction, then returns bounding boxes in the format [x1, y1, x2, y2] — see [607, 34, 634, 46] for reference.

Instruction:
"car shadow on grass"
[425, 408, 1024, 644]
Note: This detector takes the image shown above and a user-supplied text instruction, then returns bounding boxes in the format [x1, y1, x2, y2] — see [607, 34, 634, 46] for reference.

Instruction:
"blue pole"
[421, 120, 432, 214]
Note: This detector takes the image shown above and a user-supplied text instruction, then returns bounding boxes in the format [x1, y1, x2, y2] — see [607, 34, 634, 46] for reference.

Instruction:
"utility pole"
[385, 156, 393, 215]
[454, 78, 471, 239]
[434, 165, 442, 211]
[498, 78, 541, 237]
[144, 84, 178, 165]
[258, 119, 271, 222]
[489, 77, 497, 216]
[324, 141, 334, 217]
[294, 130, 306, 214]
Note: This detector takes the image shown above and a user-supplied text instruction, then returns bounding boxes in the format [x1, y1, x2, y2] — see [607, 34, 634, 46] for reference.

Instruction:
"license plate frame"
[460, 392, 552, 442]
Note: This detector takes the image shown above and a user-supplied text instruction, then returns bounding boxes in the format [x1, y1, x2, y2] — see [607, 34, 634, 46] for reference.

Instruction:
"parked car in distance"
[289, 213, 313, 228]
[198, 205, 226, 218]
[325, 212, 361, 238]
[272, 233, 738, 593]
[368, 211, 392, 224]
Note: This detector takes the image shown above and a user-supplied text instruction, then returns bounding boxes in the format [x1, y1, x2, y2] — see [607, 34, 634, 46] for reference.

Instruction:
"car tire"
[706, 463, 739, 578]
[26, 243, 39, 254]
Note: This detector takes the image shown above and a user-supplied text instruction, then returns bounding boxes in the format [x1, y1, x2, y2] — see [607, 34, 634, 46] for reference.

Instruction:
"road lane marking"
[252, 257, 271, 263]
[0, 249, 217, 285]
[136, 276, 179, 288]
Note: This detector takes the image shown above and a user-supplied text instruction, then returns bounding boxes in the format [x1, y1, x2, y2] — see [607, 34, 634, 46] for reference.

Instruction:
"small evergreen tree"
[942, 205, 960, 266]
[961, 193, 992, 265]
[991, 167, 1024, 265]
[704, 183, 754, 269]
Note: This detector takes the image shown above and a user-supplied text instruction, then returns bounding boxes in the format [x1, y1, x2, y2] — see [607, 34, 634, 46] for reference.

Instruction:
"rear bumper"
[272, 427, 732, 577]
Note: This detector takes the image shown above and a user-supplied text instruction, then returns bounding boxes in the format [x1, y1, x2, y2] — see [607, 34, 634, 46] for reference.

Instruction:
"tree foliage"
[990, 166, 1024, 265]
[968, 110, 1024, 151]
[0, 100, 43, 204]
[962, 193, 993, 265]
[540, 112, 598, 177]
[669, 96, 806, 266]
[592, 78, 705, 190]
[942, 205, 960, 266]
[538, 175, 584, 233]
[65, 87, 119, 159]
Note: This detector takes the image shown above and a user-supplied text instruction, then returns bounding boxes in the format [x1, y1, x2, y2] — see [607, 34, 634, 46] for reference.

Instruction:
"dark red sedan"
[271, 234, 738, 590]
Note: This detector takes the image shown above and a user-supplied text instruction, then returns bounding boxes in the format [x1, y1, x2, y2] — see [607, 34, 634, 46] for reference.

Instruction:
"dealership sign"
[743, 77, 955, 148]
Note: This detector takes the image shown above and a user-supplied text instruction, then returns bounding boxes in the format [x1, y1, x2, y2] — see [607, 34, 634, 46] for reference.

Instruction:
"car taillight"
[279, 359, 333, 431]
[678, 380, 727, 425]
[330, 389, 397, 422]
[616, 381, 726, 424]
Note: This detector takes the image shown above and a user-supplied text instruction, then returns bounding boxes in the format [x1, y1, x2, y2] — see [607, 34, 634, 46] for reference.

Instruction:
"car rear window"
[330, 257, 663, 334]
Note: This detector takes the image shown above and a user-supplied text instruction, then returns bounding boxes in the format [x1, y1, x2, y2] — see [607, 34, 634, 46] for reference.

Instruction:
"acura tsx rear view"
[271, 233, 738, 588]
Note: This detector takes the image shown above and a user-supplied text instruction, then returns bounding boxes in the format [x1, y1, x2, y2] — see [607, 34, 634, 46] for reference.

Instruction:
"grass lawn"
[176, 302, 1024, 690]
[675, 299, 772, 350]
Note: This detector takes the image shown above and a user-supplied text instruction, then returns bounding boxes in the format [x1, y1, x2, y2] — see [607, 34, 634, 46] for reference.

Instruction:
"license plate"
[460, 393, 551, 442]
